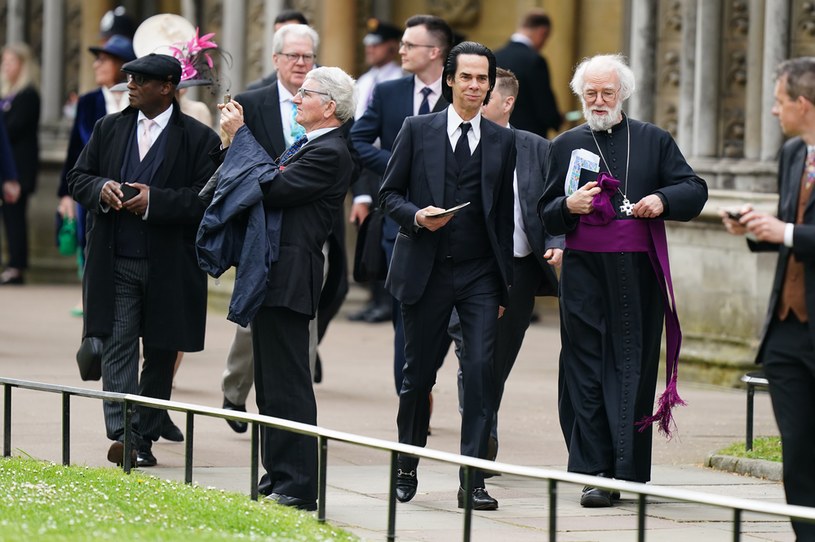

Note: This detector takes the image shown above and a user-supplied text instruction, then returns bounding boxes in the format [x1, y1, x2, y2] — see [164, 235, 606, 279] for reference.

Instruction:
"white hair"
[272, 24, 319, 54]
[305, 66, 357, 123]
[569, 53, 636, 101]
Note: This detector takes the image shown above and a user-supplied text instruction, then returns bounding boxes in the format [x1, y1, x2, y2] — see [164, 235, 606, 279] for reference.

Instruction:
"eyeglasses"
[582, 88, 619, 102]
[399, 41, 437, 52]
[127, 73, 152, 86]
[279, 52, 317, 64]
[296, 87, 332, 100]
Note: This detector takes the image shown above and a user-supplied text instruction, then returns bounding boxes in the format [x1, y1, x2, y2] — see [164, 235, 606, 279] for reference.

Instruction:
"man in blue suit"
[380, 41, 516, 510]
[350, 14, 453, 394]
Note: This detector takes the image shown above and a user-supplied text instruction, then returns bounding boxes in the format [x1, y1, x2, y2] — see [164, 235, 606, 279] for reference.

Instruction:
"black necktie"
[418, 87, 432, 115]
[277, 135, 308, 164]
[454, 123, 471, 169]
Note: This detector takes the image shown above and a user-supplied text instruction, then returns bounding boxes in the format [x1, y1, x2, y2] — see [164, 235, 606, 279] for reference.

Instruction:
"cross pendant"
[620, 197, 634, 216]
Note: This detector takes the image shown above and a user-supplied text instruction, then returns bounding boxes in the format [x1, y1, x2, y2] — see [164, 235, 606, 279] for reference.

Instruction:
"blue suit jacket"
[379, 109, 516, 306]
[59, 89, 107, 197]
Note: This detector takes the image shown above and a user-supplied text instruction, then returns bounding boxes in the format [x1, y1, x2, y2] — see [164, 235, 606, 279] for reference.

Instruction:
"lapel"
[258, 85, 287, 157]
[110, 110, 137, 176]
[515, 130, 532, 227]
[422, 112, 449, 206]
[788, 143, 808, 217]
[480, 119, 500, 216]
[152, 116, 182, 188]
[400, 77, 414, 120]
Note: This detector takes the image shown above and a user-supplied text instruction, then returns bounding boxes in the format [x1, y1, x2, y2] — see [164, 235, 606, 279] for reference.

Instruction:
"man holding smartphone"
[68, 54, 219, 469]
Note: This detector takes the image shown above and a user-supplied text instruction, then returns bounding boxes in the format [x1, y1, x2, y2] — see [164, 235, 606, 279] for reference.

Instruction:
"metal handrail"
[2, 376, 815, 542]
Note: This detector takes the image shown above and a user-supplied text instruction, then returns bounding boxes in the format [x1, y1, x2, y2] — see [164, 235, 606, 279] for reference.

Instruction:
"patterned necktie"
[139, 118, 155, 160]
[288, 101, 306, 146]
[277, 135, 308, 165]
[418, 87, 433, 115]
[454, 122, 471, 169]
[806, 147, 815, 187]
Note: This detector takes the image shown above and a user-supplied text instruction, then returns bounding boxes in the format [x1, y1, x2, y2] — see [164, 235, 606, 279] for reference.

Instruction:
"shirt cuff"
[142, 190, 151, 220]
[784, 223, 794, 247]
[353, 195, 373, 205]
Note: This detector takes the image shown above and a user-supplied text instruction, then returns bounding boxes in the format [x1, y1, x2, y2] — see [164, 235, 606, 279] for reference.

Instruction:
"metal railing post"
[746, 386, 755, 451]
[638, 493, 647, 542]
[250, 422, 259, 501]
[318, 435, 328, 522]
[62, 392, 70, 465]
[462, 465, 474, 542]
[387, 451, 397, 542]
[733, 509, 742, 542]
[548, 479, 557, 542]
[123, 400, 133, 474]
[184, 411, 194, 484]
[3, 384, 11, 457]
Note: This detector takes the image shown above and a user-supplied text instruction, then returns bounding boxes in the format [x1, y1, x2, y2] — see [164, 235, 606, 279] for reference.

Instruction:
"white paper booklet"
[564, 148, 600, 196]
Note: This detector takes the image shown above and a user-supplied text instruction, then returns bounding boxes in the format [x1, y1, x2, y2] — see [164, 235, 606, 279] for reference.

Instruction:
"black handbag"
[76, 337, 103, 381]
[353, 208, 388, 283]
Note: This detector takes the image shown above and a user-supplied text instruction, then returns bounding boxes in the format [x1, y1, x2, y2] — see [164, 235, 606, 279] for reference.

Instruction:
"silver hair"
[569, 53, 636, 101]
[272, 24, 319, 54]
[304, 66, 357, 123]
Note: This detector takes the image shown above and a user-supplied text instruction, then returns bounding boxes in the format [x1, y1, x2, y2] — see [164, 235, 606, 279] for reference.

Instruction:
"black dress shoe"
[160, 421, 184, 442]
[265, 492, 317, 511]
[106, 441, 136, 466]
[362, 305, 392, 323]
[457, 487, 498, 510]
[223, 397, 248, 433]
[136, 449, 158, 468]
[580, 486, 613, 507]
[347, 306, 373, 322]
[395, 465, 418, 503]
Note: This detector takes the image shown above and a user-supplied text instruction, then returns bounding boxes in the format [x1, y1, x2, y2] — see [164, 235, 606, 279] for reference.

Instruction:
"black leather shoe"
[136, 449, 158, 468]
[265, 492, 317, 511]
[363, 305, 392, 323]
[223, 397, 248, 433]
[106, 441, 136, 466]
[347, 306, 373, 322]
[160, 421, 184, 442]
[395, 465, 418, 503]
[457, 487, 498, 510]
[580, 486, 613, 507]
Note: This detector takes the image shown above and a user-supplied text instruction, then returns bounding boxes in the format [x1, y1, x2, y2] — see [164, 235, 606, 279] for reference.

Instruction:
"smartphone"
[120, 184, 139, 202]
[726, 210, 744, 221]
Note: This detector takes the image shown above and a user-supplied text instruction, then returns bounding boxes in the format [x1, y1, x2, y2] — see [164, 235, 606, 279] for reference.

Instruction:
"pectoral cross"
[620, 197, 634, 216]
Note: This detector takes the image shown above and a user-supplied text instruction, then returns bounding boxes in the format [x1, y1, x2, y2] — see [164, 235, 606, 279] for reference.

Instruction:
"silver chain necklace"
[590, 116, 633, 216]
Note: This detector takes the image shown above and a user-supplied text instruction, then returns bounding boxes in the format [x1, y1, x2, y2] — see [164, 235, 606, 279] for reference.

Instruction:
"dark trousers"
[101, 257, 176, 448]
[383, 216, 408, 394]
[398, 257, 500, 488]
[762, 315, 815, 542]
[252, 306, 317, 501]
[0, 190, 28, 269]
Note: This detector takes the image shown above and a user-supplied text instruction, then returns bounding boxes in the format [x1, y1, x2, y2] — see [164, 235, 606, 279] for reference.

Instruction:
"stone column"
[678, 0, 696, 155]
[263, 0, 285, 77]
[692, 0, 722, 158]
[628, 0, 657, 123]
[6, 0, 25, 44]
[743, 0, 765, 161]
[318, 0, 356, 74]
[221, 1, 246, 93]
[40, 0, 64, 124]
[760, 0, 789, 161]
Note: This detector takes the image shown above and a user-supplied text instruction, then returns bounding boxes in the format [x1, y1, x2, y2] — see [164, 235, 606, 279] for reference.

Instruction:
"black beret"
[122, 53, 182, 85]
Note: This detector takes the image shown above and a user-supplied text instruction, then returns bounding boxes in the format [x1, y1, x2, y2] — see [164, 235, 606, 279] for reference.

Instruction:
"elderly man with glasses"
[217, 66, 356, 511]
[538, 53, 707, 508]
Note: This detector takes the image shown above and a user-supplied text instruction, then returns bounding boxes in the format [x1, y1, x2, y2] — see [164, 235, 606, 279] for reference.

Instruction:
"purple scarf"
[565, 219, 685, 438]
[581, 172, 619, 226]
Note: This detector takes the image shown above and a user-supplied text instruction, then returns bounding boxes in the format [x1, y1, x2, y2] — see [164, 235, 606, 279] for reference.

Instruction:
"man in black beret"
[68, 53, 220, 469]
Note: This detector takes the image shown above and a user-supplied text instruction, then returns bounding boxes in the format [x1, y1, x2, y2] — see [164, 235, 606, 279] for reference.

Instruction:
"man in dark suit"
[219, 66, 356, 511]
[245, 10, 309, 91]
[68, 54, 219, 468]
[494, 8, 561, 138]
[351, 14, 453, 394]
[474, 67, 562, 459]
[380, 41, 516, 510]
[723, 57, 815, 541]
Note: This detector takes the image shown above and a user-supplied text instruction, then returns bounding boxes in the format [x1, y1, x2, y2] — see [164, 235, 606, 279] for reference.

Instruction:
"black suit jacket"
[753, 137, 815, 361]
[379, 109, 516, 306]
[2, 85, 40, 193]
[68, 102, 220, 351]
[495, 41, 560, 138]
[514, 128, 560, 296]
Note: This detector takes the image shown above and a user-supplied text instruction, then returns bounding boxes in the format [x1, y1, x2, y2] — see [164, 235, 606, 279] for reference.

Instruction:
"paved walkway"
[0, 284, 792, 541]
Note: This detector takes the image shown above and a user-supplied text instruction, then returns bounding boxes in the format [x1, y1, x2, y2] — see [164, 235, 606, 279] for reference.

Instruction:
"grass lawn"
[0, 457, 357, 541]
[718, 436, 782, 463]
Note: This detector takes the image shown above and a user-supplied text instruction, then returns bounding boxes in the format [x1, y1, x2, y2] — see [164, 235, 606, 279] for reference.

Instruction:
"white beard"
[583, 101, 623, 131]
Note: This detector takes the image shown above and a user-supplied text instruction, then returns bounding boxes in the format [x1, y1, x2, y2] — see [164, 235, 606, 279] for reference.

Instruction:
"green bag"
[58, 216, 78, 256]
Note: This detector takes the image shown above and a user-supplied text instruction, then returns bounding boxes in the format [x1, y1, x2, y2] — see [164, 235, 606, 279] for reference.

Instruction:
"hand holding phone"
[120, 183, 139, 202]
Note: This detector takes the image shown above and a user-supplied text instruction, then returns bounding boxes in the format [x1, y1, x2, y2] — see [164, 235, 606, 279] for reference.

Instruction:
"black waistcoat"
[437, 140, 490, 262]
[114, 121, 169, 258]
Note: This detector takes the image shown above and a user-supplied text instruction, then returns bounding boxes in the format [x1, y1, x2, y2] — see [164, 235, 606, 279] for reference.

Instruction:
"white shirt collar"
[137, 103, 173, 130]
[278, 80, 296, 103]
[413, 75, 443, 98]
[510, 32, 535, 49]
[446, 106, 481, 140]
[305, 126, 337, 142]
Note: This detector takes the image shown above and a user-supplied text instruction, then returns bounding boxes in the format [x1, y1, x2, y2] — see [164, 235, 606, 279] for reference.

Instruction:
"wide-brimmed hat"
[88, 34, 136, 63]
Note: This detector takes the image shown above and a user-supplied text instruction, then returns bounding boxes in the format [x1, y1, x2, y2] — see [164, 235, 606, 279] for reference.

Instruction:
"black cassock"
[538, 115, 707, 482]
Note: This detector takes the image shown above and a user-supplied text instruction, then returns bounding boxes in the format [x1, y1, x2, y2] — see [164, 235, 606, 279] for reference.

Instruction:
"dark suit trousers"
[0, 190, 28, 269]
[383, 216, 408, 394]
[101, 257, 176, 448]
[252, 306, 318, 502]
[762, 314, 815, 542]
[398, 257, 500, 488]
